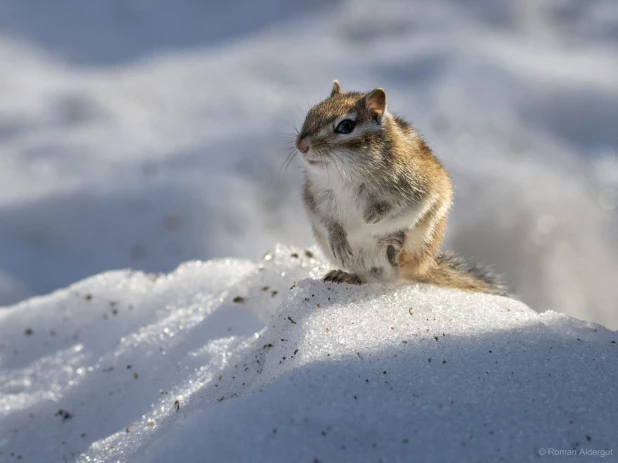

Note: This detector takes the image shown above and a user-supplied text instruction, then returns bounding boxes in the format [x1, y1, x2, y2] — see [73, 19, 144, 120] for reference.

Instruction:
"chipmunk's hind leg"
[323, 270, 363, 285]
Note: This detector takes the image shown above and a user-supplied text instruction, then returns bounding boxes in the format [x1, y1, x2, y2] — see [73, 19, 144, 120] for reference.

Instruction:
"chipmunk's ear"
[365, 88, 387, 123]
[330, 80, 342, 97]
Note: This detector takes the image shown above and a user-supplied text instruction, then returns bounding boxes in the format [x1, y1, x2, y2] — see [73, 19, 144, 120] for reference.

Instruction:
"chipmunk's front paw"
[363, 202, 391, 224]
[378, 231, 405, 267]
[378, 231, 405, 249]
[323, 270, 363, 285]
[330, 237, 353, 268]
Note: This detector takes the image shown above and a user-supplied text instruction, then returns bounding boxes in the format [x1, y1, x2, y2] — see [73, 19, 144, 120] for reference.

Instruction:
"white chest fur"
[307, 173, 424, 282]
[310, 174, 423, 239]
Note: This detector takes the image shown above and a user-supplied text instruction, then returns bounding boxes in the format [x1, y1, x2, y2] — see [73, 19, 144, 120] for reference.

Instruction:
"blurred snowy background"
[0, 0, 617, 327]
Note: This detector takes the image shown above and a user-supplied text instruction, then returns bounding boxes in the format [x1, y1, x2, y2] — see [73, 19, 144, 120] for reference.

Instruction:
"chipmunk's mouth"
[303, 154, 325, 167]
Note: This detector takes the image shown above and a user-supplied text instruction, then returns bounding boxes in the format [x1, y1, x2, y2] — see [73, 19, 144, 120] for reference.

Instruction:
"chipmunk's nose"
[296, 137, 310, 154]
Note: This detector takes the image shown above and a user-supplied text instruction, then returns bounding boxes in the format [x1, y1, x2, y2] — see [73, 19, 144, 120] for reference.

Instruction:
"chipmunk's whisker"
[278, 146, 299, 182]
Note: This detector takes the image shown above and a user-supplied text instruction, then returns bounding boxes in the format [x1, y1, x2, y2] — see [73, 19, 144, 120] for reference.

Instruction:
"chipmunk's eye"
[335, 119, 356, 134]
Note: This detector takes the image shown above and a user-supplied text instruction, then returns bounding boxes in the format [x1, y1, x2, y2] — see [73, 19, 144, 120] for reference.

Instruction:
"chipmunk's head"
[296, 81, 390, 174]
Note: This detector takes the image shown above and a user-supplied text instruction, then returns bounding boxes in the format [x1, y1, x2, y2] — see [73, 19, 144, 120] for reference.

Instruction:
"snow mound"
[1, 245, 616, 462]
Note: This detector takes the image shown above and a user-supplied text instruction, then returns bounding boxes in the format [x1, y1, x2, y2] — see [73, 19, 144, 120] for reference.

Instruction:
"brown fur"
[422, 253, 509, 296]
[297, 81, 508, 297]
[398, 213, 447, 277]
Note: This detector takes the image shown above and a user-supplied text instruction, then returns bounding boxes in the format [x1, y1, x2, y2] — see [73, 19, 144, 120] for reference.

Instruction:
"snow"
[0, 0, 618, 330]
[1, 245, 616, 462]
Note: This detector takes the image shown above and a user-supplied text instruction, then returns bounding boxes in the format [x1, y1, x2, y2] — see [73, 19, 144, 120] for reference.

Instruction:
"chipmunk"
[295, 80, 507, 296]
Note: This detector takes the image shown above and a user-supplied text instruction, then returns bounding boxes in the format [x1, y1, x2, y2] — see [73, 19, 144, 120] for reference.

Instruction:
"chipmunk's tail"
[418, 251, 510, 297]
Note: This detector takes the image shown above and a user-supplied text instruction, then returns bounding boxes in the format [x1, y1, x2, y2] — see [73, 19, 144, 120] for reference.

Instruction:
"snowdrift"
[1, 245, 616, 462]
